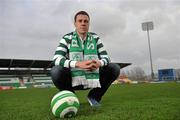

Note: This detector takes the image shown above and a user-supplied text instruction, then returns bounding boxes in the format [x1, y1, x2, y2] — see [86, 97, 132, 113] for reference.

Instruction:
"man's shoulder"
[63, 32, 73, 38]
[89, 32, 100, 39]
[89, 32, 98, 36]
[62, 32, 73, 43]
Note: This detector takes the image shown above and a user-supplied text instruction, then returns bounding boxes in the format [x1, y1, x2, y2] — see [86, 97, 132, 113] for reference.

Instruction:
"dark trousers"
[50, 63, 120, 102]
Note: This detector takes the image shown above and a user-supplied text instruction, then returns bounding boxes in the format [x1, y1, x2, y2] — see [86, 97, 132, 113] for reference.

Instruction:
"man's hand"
[75, 60, 101, 71]
[91, 60, 101, 70]
[75, 60, 93, 71]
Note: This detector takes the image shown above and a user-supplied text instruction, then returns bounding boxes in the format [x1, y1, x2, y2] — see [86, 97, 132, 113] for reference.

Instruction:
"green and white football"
[51, 90, 80, 118]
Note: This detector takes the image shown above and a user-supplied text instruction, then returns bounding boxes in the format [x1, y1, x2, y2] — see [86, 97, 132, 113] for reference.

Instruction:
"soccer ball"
[50, 90, 80, 118]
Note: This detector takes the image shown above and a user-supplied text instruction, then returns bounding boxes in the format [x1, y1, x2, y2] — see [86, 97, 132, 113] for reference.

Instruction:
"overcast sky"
[0, 0, 180, 74]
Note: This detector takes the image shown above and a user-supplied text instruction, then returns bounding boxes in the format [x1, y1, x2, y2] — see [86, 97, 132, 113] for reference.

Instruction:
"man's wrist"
[99, 60, 104, 66]
[70, 61, 77, 68]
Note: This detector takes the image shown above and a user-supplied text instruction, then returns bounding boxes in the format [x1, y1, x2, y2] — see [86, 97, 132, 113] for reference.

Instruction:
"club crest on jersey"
[72, 54, 81, 61]
[86, 56, 97, 60]
[71, 40, 79, 47]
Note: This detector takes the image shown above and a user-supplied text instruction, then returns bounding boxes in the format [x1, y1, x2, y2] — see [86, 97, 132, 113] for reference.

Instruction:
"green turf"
[0, 82, 180, 120]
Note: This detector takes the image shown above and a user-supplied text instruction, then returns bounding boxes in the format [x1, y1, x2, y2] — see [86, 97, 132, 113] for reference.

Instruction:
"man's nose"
[81, 22, 86, 26]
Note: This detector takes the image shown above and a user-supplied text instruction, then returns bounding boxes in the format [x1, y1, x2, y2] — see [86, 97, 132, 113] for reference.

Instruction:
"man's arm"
[53, 34, 77, 68]
[96, 37, 110, 66]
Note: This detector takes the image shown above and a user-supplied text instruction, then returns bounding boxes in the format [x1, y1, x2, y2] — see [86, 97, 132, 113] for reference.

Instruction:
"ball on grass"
[51, 90, 80, 118]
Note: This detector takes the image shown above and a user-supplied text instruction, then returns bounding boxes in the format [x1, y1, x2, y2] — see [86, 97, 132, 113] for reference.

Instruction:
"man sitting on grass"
[51, 11, 120, 107]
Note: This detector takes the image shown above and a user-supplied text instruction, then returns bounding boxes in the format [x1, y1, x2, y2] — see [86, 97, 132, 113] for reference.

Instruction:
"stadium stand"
[0, 58, 131, 88]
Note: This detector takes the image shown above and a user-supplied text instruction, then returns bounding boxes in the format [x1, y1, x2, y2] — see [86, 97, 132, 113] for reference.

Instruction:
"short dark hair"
[74, 11, 90, 22]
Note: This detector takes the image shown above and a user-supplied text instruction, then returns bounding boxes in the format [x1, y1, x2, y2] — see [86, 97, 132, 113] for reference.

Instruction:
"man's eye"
[79, 20, 82, 23]
[84, 20, 89, 23]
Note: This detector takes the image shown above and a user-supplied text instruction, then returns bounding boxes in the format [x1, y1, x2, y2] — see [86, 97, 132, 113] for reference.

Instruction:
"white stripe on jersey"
[64, 60, 71, 68]
[56, 46, 67, 52]
[55, 57, 61, 65]
[64, 35, 72, 40]
[53, 55, 64, 60]
[98, 47, 105, 53]
[59, 39, 68, 46]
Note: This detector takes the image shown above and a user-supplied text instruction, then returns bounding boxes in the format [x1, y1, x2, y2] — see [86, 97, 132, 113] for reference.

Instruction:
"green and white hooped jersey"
[53, 32, 110, 68]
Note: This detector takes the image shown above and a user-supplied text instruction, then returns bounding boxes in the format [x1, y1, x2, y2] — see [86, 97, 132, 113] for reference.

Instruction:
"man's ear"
[74, 21, 76, 27]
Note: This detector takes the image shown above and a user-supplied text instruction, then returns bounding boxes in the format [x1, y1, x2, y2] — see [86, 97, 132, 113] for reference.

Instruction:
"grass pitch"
[0, 82, 180, 120]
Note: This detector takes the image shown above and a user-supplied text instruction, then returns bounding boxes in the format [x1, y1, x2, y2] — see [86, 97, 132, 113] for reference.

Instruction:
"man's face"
[74, 14, 89, 35]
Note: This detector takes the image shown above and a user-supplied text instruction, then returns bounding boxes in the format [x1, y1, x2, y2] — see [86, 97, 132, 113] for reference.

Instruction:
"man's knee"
[50, 65, 66, 83]
[50, 66, 72, 91]
[102, 63, 120, 81]
[109, 63, 120, 79]
[51, 66, 62, 78]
